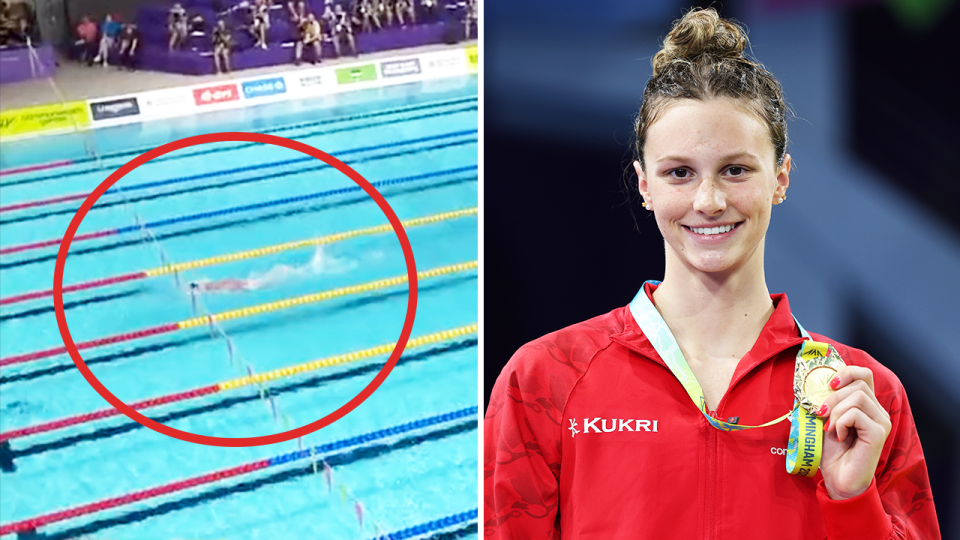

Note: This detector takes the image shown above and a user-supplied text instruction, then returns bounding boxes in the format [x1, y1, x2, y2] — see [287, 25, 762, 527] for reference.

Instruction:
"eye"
[726, 166, 747, 177]
[668, 168, 691, 179]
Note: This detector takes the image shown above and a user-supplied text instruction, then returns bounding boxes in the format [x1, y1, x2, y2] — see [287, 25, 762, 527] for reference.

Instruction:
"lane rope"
[0, 164, 477, 256]
[0, 405, 478, 536]
[0, 128, 477, 214]
[0, 96, 477, 186]
[369, 508, 478, 540]
[0, 323, 477, 442]
[0, 207, 477, 306]
[0, 261, 477, 368]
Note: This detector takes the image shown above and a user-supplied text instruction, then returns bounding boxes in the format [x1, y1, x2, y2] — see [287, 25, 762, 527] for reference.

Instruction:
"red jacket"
[484, 285, 940, 539]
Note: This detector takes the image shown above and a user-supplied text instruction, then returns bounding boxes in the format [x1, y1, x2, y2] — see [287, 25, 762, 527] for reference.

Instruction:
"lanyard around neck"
[628, 280, 804, 432]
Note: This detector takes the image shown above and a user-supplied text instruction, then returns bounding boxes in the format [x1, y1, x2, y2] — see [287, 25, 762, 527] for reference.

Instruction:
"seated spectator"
[117, 22, 139, 70]
[247, 0, 269, 49]
[356, 0, 379, 32]
[0, 0, 31, 47]
[395, 0, 414, 26]
[331, 4, 356, 57]
[420, 0, 437, 22]
[0, 1, 15, 45]
[294, 12, 320, 65]
[320, 2, 335, 30]
[286, 0, 306, 23]
[212, 18, 232, 73]
[168, 3, 187, 49]
[74, 15, 98, 65]
[94, 14, 121, 67]
[376, 0, 393, 27]
[464, 0, 476, 39]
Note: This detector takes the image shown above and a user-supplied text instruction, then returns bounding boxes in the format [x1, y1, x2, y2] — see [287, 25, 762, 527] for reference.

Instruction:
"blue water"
[0, 75, 478, 539]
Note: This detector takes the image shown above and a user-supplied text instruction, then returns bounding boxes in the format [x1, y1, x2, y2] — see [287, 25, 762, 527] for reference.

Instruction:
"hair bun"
[652, 8, 748, 77]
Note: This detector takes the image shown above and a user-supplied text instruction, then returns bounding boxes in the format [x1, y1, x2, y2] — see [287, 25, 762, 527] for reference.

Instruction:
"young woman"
[483, 8, 940, 540]
[116, 22, 139, 71]
[93, 14, 122, 67]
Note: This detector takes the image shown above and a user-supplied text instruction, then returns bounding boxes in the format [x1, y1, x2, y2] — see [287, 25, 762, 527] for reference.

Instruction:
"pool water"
[0, 75, 478, 539]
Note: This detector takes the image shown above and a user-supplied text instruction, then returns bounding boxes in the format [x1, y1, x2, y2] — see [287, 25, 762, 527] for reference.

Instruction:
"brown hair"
[634, 7, 790, 171]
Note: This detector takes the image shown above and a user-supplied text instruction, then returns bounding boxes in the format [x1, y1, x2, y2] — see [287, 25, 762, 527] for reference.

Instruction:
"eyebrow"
[655, 152, 761, 165]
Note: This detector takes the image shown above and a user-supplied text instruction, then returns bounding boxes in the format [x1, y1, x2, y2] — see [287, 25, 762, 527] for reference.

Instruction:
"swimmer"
[189, 278, 256, 293]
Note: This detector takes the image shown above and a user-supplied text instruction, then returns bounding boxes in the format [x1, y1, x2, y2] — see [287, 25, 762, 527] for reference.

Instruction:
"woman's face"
[635, 98, 790, 276]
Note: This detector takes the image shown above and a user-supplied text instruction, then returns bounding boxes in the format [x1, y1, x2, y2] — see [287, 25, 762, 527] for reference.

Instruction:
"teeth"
[691, 224, 735, 235]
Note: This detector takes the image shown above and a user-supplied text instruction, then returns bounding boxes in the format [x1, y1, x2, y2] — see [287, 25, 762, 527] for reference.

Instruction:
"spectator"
[0, 0, 31, 46]
[247, 0, 269, 49]
[395, 0, 414, 26]
[331, 4, 356, 57]
[294, 12, 321, 65]
[376, 0, 393, 27]
[320, 2, 335, 30]
[168, 3, 187, 49]
[356, 0, 379, 32]
[212, 18, 232, 73]
[286, 0, 306, 23]
[74, 15, 98, 65]
[117, 22, 139, 70]
[94, 14, 121, 67]
[420, 0, 437, 22]
[464, 0, 476, 40]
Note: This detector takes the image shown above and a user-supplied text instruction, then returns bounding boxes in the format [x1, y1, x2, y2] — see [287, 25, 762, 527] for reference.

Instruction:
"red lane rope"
[0, 191, 88, 213]
[0, 272, 147, 306]
[0, 323, 179, 367]
[0, 385, 219, 442]
[0, 460, 271, 535]
[0, 160, 73, 177]
[0, 229, 119, 256]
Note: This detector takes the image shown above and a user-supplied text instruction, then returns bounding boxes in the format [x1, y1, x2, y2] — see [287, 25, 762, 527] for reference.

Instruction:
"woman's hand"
[816, 366, 892, 499]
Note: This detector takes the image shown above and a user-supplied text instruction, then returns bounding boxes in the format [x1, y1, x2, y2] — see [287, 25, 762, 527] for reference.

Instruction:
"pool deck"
[0, 41, 476, 112]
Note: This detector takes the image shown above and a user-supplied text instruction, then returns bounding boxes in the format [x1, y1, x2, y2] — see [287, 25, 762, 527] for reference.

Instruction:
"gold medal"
[794, 341, 846, 415]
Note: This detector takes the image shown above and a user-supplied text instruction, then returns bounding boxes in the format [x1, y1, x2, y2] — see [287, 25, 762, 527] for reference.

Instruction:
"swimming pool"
[0, 74, 478, 539]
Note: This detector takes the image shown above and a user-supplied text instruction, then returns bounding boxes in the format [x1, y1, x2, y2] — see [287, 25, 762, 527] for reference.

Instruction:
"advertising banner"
[380, 58, 422, 78]
[0, 101, 91, 139]
[193, 84, 240, 106]
[336, 64, 378, 85]
[242, 77, 287, 100]
[89, 97, 141, 122]
[465, 45, 478, 71]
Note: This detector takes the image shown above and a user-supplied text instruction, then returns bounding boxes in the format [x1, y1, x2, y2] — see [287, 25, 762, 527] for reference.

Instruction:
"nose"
[692, 176, 727, 216]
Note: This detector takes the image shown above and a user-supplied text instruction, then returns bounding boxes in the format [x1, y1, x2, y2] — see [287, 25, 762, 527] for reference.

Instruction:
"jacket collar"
[615, 281, 806, 378]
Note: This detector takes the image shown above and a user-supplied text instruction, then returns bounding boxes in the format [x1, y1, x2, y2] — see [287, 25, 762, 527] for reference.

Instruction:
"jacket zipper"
[611, 334, 806, 540]
[706, 417, 717, 540]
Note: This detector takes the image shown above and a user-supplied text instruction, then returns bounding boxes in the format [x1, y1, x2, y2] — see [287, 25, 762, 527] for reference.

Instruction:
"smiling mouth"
[683, 222, 743, 236]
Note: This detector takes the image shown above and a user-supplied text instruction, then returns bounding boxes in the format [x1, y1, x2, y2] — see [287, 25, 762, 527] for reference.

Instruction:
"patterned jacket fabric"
[484, 283, 940, 539]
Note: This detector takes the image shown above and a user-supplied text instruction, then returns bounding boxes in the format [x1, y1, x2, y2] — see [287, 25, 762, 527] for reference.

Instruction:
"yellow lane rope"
[176, 260, 478, 329]
[217, 323, 478, 390]
[144, 207, 478, 277]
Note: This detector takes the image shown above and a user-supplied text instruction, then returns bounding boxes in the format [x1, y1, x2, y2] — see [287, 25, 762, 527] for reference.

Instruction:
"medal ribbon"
[629, 281, 823, 476]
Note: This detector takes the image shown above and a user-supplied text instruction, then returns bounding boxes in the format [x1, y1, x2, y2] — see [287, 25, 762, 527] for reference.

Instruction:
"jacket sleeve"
[817, 375, 941, 540]
[483, 346, 566, 540]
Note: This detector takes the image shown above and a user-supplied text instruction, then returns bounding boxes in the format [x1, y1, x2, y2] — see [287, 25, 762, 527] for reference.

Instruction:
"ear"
[774, 153, 791, 203]
[634, 161, 651, 205]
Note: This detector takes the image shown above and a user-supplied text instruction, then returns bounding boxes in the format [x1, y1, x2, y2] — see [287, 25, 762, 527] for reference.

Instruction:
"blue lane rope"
[0, 96, 477, 188]
[105, 129, 477, 196]
[370, 508, 479, 540]
[268, 406, 478, 467]
[112, 164, 477, 235]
